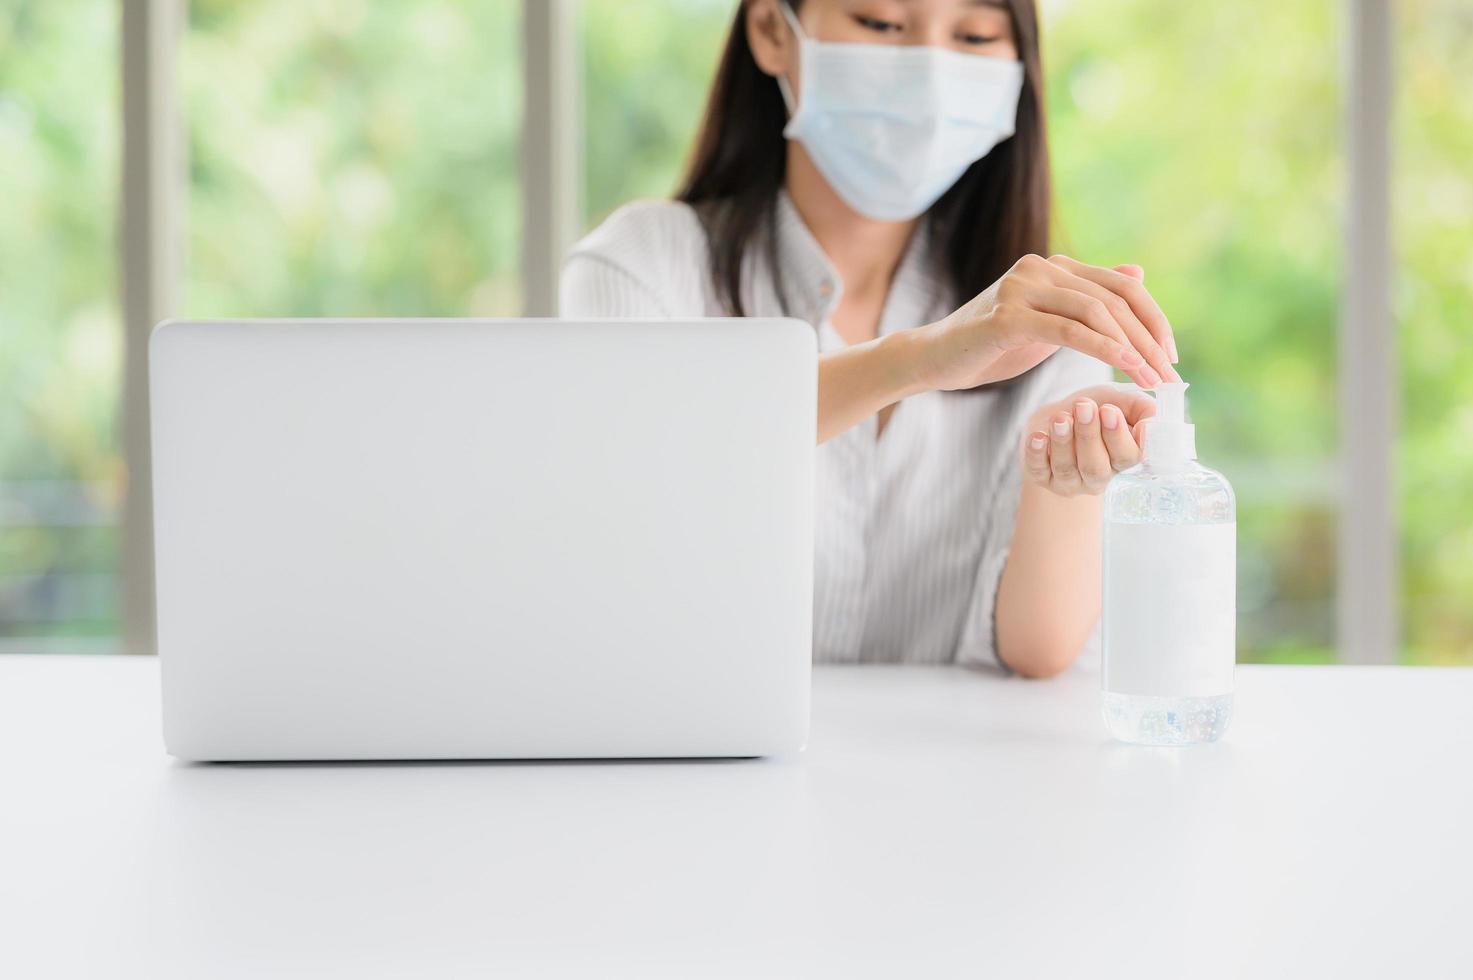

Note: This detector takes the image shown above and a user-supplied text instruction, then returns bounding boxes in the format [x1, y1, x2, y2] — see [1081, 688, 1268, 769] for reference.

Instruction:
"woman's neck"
[784, 144, 919, 302]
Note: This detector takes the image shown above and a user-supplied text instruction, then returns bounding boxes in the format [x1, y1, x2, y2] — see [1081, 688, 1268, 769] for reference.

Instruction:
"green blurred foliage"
[1, 0, 1469, 662]
[581, 0, 732, 224]
[1396, 0, 1473, 664]
[0, 1, 120, 637]
[184, 0, 523, 317]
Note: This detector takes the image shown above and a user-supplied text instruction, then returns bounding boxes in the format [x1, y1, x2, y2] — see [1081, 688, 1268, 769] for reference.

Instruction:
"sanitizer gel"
[1102, 382, 1236, 745]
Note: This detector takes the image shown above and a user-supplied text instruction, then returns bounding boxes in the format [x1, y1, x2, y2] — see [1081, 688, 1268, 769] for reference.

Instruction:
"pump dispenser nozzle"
[1141, 381, 1196, 461]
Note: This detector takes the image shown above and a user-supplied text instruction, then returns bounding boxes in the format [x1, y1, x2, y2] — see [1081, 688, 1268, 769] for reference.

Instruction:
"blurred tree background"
[0, 1, 120, 649]
[1, 0, 1469, 663]
[1395, 0, 1473, 663]
[184, 0, 523, 318]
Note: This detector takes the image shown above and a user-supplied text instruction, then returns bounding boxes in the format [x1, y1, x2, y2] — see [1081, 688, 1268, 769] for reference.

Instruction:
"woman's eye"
[853, 14, 904, 34]
[958, 32, 1004, 45]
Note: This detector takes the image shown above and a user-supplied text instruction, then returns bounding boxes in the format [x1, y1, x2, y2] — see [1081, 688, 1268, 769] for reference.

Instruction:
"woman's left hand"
[1021, 385, 1157, 497]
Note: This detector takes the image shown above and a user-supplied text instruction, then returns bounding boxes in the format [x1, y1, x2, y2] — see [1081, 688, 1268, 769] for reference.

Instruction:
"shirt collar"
[772, 189, 951, 336]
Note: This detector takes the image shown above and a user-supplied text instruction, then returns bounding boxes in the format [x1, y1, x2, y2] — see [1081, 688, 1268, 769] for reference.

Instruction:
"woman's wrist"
[814, 326, 936, 444]
[877, 326, 938, 402]
[887, 316, 1018, 394]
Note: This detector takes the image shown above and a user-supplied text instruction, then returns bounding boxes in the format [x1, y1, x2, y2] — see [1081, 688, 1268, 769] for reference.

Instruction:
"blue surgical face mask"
[776, 1, 1025, 222]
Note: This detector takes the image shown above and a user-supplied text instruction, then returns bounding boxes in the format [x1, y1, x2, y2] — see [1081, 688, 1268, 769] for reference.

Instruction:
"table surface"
[2, 655, 1471, 979]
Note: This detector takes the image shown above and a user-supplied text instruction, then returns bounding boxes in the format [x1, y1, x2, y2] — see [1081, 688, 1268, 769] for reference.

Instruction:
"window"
[3, 1, 1468, 666]
[183, 0, 522, 318]
[580, 0, 731, 228]
[1396, 0, 1473, 664]
[0, 2, 121, 652]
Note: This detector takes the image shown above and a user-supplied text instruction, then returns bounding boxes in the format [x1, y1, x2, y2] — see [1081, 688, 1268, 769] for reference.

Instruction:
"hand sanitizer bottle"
[1101, 382, 1236, 745]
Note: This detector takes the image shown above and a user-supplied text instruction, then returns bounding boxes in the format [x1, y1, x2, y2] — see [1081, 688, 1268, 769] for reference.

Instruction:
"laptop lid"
[149, 318, 815, 760]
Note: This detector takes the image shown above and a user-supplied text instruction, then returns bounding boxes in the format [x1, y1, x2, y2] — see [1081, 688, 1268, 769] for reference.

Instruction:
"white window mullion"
[1339, 0, 1397, 665]
[520, 0, 582, 316]
[119, 0, 182, 657]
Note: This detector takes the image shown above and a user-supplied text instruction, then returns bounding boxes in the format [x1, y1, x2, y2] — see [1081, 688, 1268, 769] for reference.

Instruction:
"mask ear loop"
[775, 0, 805, 114]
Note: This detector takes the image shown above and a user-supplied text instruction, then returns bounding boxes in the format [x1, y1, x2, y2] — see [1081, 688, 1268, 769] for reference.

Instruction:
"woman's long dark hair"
[675, 0, 1050, 317]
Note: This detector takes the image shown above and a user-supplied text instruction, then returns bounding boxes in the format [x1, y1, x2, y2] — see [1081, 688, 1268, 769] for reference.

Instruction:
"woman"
[561, 0, 1180, 677]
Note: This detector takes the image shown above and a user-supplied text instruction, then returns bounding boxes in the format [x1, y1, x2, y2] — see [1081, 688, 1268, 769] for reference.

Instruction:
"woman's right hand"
[909, 254, 1180, 391]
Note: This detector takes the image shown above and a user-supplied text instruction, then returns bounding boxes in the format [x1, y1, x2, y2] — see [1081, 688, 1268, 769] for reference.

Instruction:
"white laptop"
[149, 318, 815, 761]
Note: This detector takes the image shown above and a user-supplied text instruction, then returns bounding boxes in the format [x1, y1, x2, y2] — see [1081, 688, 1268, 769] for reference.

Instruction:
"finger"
[1046, 266, 1178, 384]
[1049, 254, 1180, 366]
[1100, 403, 1143, 472]
[1020, 293, 1155, 384]
[1090, 387, 1158, 429]
[1022, 430, 1051, 485]
[1050, 254, 1176, 364]
[1028, 283, 1130, 347]
[1047, 412, 1082, 493]
[1122, 391, 1158, 429]
[1041, 258, 1174, 381]
[1072, 398, 1112, 492]
[1019, 311, 1150, 379]
[1029, 286, 1160, 389]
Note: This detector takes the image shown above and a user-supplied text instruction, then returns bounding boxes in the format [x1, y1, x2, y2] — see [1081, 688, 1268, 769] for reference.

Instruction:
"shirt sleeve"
[558, 253, 673, 318]
[954, 349, 1112, 671]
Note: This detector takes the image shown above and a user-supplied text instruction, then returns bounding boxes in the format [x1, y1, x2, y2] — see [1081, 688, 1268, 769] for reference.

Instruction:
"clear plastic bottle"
[1101, 382, 1236, 745]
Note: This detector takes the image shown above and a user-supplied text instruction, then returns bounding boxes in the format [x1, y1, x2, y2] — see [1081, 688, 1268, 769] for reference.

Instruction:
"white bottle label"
[1103, 522, 1236, 698]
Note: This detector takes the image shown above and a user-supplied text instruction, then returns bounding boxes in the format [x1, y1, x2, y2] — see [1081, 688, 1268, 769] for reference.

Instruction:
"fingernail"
[1029, 434, 1047, 450]
[1074, 400, 1094, 425]
[1101, 406, 1120, 430]
[1142, 366, 1162, 387]
[1120, 347, 1144, 367]
[1052, 418, 1071, 438]
[1167, 337, 1180, 363]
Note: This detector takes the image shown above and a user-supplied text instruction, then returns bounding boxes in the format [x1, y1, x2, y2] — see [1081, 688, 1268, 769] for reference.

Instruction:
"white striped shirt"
[560, 192, 1107, 667]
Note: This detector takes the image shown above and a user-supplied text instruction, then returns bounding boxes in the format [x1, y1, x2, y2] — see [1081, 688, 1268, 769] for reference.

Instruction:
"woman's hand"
[911, 255, 1180, 392]
[1021, 385, 1156, 497]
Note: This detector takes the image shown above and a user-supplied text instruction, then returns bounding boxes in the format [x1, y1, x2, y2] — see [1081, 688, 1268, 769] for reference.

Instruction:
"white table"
[2, 656, 1470, 979]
